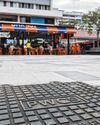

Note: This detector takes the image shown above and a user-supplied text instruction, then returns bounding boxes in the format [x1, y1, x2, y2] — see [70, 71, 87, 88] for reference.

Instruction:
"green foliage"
[82, 7, 100, 36]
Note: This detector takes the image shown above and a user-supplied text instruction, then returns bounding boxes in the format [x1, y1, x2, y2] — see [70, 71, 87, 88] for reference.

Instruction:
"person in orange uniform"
[72, 44, 76, 54]
[76, 43, 81, 54]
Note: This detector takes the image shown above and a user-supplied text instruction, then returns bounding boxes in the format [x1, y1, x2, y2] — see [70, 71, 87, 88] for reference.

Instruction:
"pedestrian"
[26, 41, 31, 55]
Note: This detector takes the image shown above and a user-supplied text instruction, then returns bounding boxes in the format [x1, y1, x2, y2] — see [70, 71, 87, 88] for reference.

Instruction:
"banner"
[0, 32, 10, 38]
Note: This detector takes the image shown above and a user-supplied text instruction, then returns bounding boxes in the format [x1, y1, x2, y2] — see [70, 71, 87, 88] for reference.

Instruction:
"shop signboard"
[0, 32, 10, 38]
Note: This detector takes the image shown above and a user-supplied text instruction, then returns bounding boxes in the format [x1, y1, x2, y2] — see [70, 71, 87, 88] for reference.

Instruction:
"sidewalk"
[0, 55, 100, 86]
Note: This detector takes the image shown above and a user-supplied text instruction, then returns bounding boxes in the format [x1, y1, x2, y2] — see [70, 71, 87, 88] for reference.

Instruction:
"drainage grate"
[0, 82, 100, 125]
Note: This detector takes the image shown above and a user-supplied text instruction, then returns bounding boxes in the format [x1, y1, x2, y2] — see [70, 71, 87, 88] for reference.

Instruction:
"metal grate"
[0, 82, 100, 125]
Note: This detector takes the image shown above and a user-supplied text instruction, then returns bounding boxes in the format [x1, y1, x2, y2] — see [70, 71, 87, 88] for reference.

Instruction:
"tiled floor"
[0, 55, 100, 86]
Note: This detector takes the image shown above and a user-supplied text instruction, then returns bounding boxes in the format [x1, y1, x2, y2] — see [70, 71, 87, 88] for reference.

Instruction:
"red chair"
[35, 48, 39, 55]
[0, 48, 2, 55]
[57, 48, 62, 55]
[8, 48, 14, 55]
[39, 48, 44, 55]
[24, 48, 27, 55]
[61, 48, 67, 55]
[52, 49, 57, 55]
[30, 48, 35, 55]
[16, 48, 22, 55]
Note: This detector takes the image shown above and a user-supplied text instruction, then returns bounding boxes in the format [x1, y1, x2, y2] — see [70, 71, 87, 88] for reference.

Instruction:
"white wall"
[0, 0, 51, 5]
[0, 1, 3, 6]
[0, 6, 63, 18]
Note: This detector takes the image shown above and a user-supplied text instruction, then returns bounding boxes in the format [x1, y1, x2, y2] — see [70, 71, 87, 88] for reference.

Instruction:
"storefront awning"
[0, 23, 76, 33]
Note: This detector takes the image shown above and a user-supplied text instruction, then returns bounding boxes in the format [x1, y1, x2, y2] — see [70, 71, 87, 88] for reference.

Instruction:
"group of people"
[0, 40, 83, 55]
[24, 41, 53, 55]
[70, 43, 81, 54]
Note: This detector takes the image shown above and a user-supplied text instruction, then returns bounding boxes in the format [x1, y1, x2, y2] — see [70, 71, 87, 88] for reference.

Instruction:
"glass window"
[45, 18, 54, 24]
[42, 5, 45, 10]
[10, 2, 13, 7]
[39, 5, 41, 10]
[28, 3, 30, 8]
[24, 3, 28, 8]
[45, 5, 47, 10]
[4, 1, 7, 6]
[47, 6, 50, 10]
[30, 4, 34, 9]
[19, 3, 22, 8]
[22, 3, 24, 8]
[20, 16, 30, 23]
[0, 14, 17, 22]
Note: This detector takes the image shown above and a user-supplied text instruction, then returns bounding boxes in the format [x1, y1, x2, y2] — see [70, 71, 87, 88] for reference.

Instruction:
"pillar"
[93, 41, 95, 48]
[17, 15, 20, 22]
[67, 34, 70, 55]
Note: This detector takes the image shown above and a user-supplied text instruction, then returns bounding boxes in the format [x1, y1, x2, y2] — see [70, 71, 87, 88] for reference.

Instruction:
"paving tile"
[28, 116, 38, 121]
[44, 119, 56, 125]
[31, 121, 42, 125]
[57, 117, 69, 123]
[69, 115, 81, 122]
[91, 112, 100, 118]
[41, 114, 51, 119]
[64, 111, 74, 116]
[81, 113, 92, 120]
[0, 82, 100, 124]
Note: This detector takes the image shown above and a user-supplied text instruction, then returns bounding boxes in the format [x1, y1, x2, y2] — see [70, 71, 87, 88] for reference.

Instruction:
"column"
[93, 41, 95, 48]
[17, 15, 20, 22]
[97, 41, 100, 48]
[34, 4, 36, 10]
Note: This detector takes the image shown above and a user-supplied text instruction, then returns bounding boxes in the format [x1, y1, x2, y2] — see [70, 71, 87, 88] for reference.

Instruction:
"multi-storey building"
[0, 0, 63, 25]
[0, 0, 76, 53]
[58, 11, 83, 28]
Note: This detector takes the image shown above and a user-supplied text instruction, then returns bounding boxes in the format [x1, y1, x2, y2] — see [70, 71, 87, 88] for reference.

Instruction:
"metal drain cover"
[0, 82, 100, 125]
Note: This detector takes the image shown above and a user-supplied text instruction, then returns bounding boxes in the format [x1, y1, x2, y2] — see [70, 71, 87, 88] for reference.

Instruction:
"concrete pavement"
[0, 55, 100, 86]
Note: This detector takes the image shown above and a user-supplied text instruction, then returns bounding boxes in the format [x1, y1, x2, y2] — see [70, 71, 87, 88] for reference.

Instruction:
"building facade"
[0, 0, 63, 25]
[58, 11, 83, 28]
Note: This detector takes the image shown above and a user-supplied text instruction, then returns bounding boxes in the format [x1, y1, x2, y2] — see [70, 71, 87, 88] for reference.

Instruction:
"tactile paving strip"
[0, 82, 100, 125]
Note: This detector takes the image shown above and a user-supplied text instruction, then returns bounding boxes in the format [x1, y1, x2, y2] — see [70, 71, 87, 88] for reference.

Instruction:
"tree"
[82, 7, 100, 47]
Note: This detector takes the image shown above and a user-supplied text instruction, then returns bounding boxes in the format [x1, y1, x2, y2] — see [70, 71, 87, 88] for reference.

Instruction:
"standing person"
[4, 43, 7, 55]
[47, 44, 53, 55]
[26, 41, 31, 55]
[39, 45, 44, 55]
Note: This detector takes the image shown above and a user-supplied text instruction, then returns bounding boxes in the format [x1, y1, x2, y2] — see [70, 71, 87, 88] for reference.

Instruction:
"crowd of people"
[0, 39, 84, 55]
[0, 40, 67, 55]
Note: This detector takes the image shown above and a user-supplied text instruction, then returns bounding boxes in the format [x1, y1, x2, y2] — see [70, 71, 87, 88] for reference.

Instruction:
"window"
[45, 5, 47, 10]
[10, 2, 13, 7]
[0, 14, 17, 22]
[36, 4, 39, 9]
[45, 18, 54, 24]
[42, 5, 45, 10]
[30, 4, 34, 9]
[22, 3, 24, 8]
[28, 4, 30, 8]
[47, 6, 50, 10]
[19, 3, 22, 8]
[24, 3, 28, 8]
[18, 2, 33, 9]
[39, 5, 41, 10]
[20, 16, 31, 23]
[3, 1, 7, 6]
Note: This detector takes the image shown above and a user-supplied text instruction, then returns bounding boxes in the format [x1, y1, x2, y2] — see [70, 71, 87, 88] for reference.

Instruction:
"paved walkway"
[0, 55, 100, 86]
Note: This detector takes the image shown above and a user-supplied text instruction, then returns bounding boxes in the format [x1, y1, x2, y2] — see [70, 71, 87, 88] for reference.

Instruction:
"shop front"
[0, 23, 76, 55]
